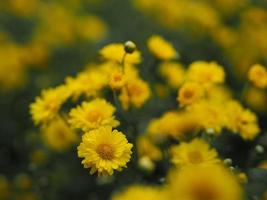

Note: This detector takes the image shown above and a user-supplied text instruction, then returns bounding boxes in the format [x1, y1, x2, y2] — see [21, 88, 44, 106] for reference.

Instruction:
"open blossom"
[248, 64, 267, 89]
[68, 98, 119, 132]
[77, 126, 133, 176]
[30, 85, 70, 125]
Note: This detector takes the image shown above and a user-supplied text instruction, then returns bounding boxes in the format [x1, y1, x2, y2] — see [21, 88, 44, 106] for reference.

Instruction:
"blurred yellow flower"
[177, 82, 205, 107]
[248, 64, 267, 89]
[112, 185, 166, 200]
[30, 85, 70, 125]
[119, 78, 150, 110]
[137, 136, 162, 161]
[109, 70, 126, 90]
[171, 138, 220, 168]
[99, 43, 141, 64]
[159, 62, 185, 88]
[147, 35, 178, 60]
[187, 61, 225, 86]
[68, 98, 119, 132]
[167, 165, 243, 200]
[226, 101, 260, 140]
[245, 86, 267, 113]
[42, 117, 77, 152]
[78, 126, 133, 176]
[0, 175, 10, 200]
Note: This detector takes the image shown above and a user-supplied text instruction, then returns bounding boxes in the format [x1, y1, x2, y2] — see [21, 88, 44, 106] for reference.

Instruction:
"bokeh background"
[0, 0, 267, 199]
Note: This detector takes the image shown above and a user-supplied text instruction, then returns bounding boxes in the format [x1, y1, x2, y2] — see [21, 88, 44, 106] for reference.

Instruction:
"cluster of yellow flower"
[30, 35, 266, 199]
[134, 0, 267, 78]
[0, 0, 107, 91]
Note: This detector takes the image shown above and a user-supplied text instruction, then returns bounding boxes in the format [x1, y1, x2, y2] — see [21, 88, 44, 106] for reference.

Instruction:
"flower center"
[188, 150, 203, 164]
[183, 89, 194, 99]
[191, 183, 218, 200]
[96, 143, 114, 160]
[87, 110, 102, 122]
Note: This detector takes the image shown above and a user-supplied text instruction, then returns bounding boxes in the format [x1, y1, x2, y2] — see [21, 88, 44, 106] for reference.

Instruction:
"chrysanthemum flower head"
[77, 126, 133, 176]
[187, 61, 225, 86]
[30, 85, 70, 125]
[68, 98, 119, 132]
[42, 116, 77, 152]
[248, 64, 267, 89]
[137, 136, 162, 161]
[167, 165, 243, 200]
[177, 82, 205, 107]
[119, 78, 151, 110]
[112, 185, 166, 200]
[159, 62, 185, 88]
[170, 138, 220, 168]
[147, 35, 178, 60]
[225, 101, 260, 140]
[109, 70, 126, 90]
[99, 43, 141, 64]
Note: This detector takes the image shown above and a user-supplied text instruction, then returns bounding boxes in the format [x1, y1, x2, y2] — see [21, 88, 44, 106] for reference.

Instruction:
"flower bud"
[124, 41, 136, 54]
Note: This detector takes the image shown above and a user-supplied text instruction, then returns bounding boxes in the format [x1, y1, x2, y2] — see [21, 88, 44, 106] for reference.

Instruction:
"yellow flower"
[65, 67, 108, 99]
[167, 165, 243, 200]
[68, 98, 119, 132]
[187, 100, 226, 134]
[137, 136, 162, 161]
[112, 185, 166, 200]
[245, 86, 267, 113]
[225, 101, 260, 140]
[30, 85, 70, 125]
[147, 35, 178, 60]
[76, 15, 107, 41]
[77, 126, 133, 176]
[148, 111, 201, 141]
[248, 64, 267, 89]
[159, 62, 185, 88]
[187, 61, 225, 86]
[42, 117, 77, 152]
[119, 78, 150, 110]
[99, 43, 141, 64]
[258, 161, 267, 169]
[170, 138, 220, 168]
[177, 82, 205, 107]
[109, 70, 126, 90]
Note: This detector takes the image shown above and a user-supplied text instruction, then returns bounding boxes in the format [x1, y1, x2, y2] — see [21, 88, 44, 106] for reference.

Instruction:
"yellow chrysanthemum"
[112, 185, 166, 200]
[137, 136, 162, 161]
[147, 35, 178, 60]
[30, 85, 70, 125]
[245, 87, 267, 113]
[109, 70, 126, 90]
[159, 62, 185, 88]
[99, 43, 141, 64]
[170, 138, 220, 168]
[187, 100, 227, 134]
[77, 126, 133, 176]
[68, 98, 119, 132]
[225, 101, 260, 140]
[167, 165, 243, 200]
[119, 78, 151, 110]
[148, 111, 201, 141]
[187, 61, 225, 86]
[247, 64, 267, 89]
[42, 117, 77, 152]
[177, 82, 205, 107]
[65, 67, 108, 99]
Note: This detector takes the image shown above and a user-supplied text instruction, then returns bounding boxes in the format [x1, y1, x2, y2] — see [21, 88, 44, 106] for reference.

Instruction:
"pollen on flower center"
[183, 89, 194, 99]
[188, 150, 203, 164]
[96, 143, 115, 160]
[192, 183, 218, 200]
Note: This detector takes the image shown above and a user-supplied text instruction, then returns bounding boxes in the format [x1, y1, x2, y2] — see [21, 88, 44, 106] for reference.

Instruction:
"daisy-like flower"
[68, 98, 119, 132]
[170, 138, 220, 168]
[147, 35, 178, 60]
[30, 85, 70, 125]
[167, 165, 243, 200]
[187, 61, 225, 86]
[77, 126, 133, 176]
[247, 64, 267, 89]
[177, 82, 205, 107]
